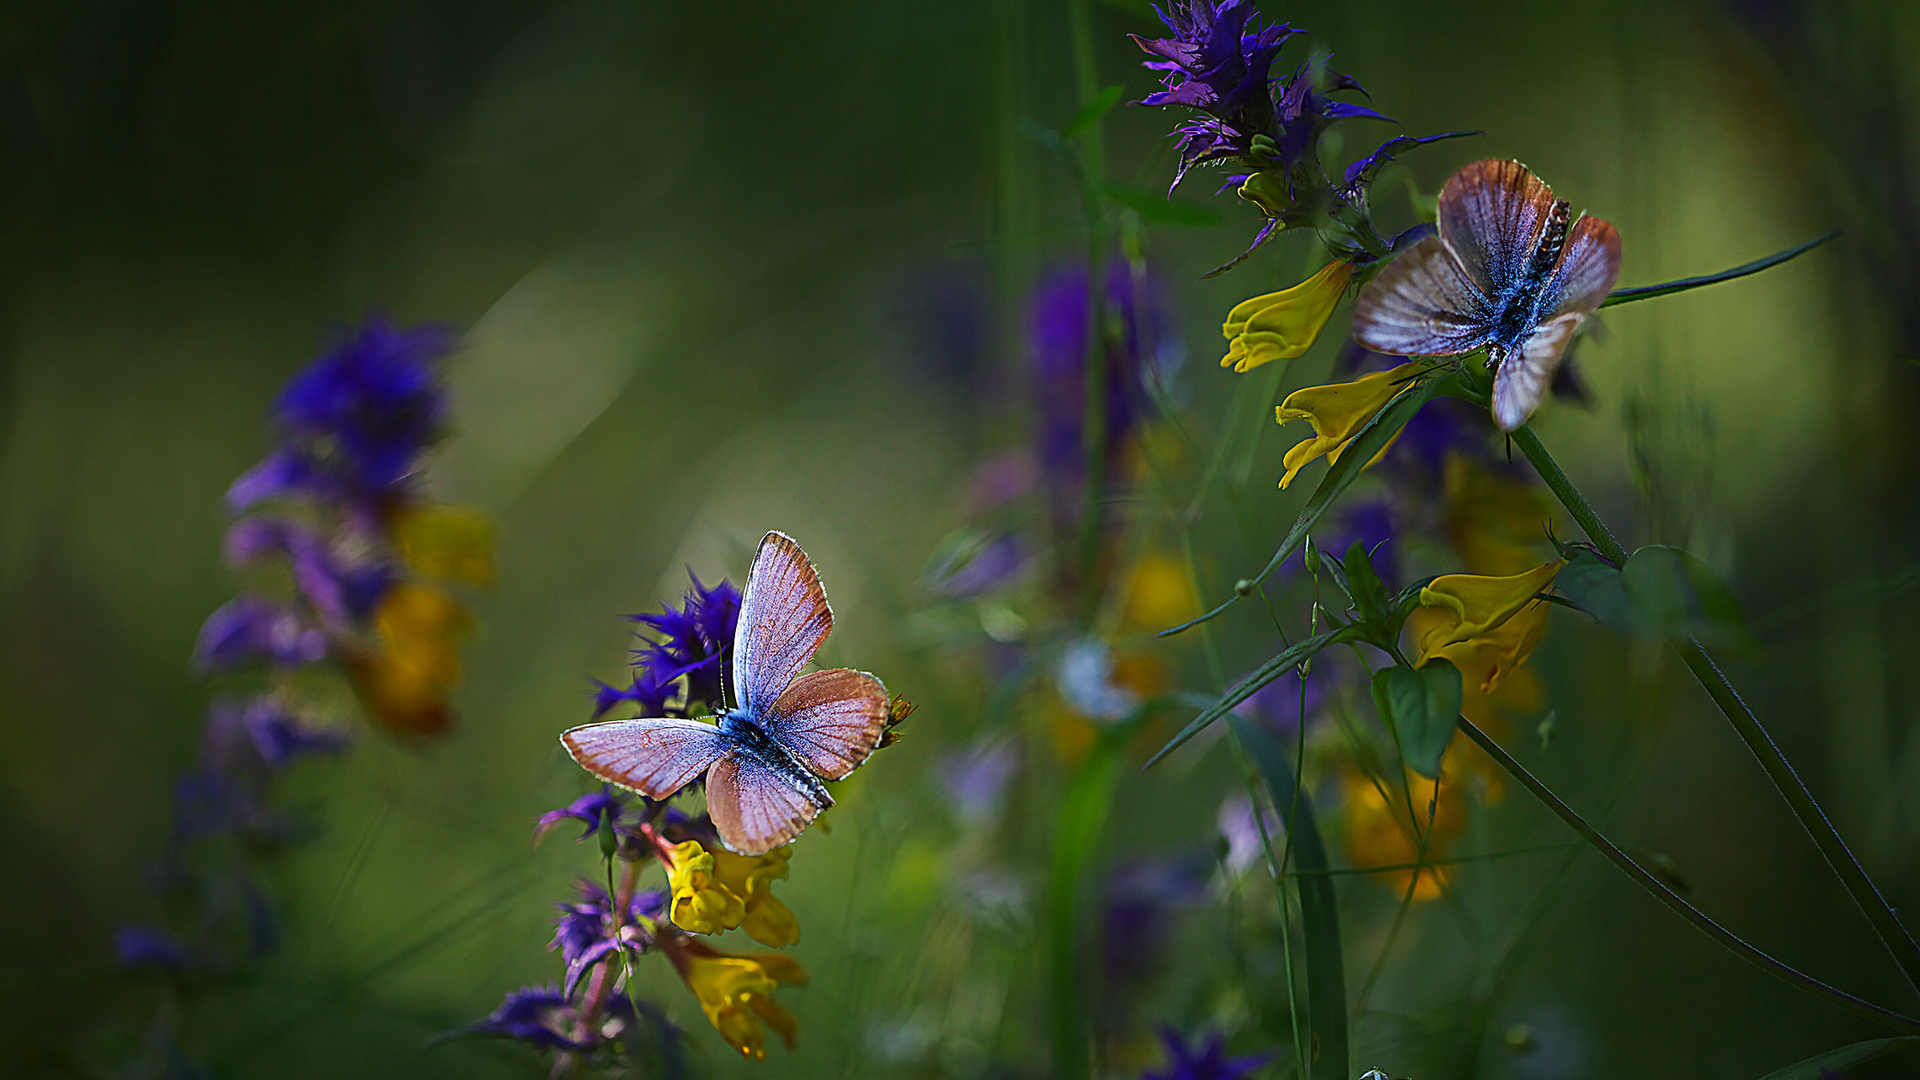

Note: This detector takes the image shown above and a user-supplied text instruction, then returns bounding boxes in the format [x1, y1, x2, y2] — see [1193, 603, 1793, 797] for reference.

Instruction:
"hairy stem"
[1510, 424, 1920, 996]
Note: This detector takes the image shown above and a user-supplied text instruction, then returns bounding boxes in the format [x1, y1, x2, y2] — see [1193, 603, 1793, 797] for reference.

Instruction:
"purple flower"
[1030, 260, 1176, 513]
[589, 663, 678, 720]
[1323, 496, 1400, 588]
[535, 788, 632, 844]
[629, 573, 741, 714]
[227, 315, 453, 514]
[1102, 856, 1209, 991]
[940, 737, 1019, 828]
[115, 926, 192, 971]
[224, 517, 393, 625]
[193, 596, 329, 672]
[242, 698, 350, 769]
[461, 985, 634, 1052]
[1131, 0, 1299, 188]
[550, 880, 667, 995]
[1141, 1026, 1272, 1080]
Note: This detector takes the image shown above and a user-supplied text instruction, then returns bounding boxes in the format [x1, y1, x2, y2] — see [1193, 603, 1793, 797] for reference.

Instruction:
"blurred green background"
[5, 0, 1920, 1077]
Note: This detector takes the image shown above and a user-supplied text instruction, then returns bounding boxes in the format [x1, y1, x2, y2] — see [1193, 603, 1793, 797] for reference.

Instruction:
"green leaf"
[1555, 550, 1646, 633]
[1343, 540, 1392, 627]
[1161, 373, 1447, 637]
[1231, 716, 1349, 1080]
[1098, 182, 1225, 227]
[1062, 85, 1124, 141]
[1602, 232, 1835, 308]
[1371, 661, 1463, 779]
[1754, 1036, 1919, 1080]
[1047, 738, 1123, 1080]
[1144, 625, 1366, 769]
[1621, 545, 1754, 650]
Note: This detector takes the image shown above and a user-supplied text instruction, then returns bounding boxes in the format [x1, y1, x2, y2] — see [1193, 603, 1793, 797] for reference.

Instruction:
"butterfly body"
[562, 532, 888, 855]
[1352, 160, 1620, 431]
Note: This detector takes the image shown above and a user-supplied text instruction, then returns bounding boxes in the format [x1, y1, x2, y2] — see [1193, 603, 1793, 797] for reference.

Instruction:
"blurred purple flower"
[535, 788, 632, 844]
[204, 697, 349, 772]
[193, 596, 328, 672]
[940, 737, 1019, 828]
[1216, 793, 1284, 875]
[228, 315, 454, 514]
[115, 926, 192, 971]
[629, 573, 741, 715]
[1102, 855, 1209, 991]
[930, 532, 1027, 598]
[1142, 1026, 1271, 1080]
[224, 517, 393, 625]
[462, 985, 629, 1052]
[551, 880, 667, 995]
[1323, 496, 1400, 587]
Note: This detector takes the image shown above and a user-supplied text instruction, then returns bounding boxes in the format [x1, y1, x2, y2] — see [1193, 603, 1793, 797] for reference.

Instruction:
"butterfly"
[1351, 158, 1622, 431]
[561, 532, 890, 856]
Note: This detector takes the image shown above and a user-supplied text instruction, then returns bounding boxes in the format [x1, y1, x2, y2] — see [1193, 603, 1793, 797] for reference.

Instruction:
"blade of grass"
[1048, 736, 1123, 1080]
[1233, 715, 1348, 1080]
[1144, 624, 1366, 769]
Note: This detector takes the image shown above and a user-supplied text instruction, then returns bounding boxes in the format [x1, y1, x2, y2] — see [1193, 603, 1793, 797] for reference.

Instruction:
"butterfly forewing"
[1546, 215, 1623, 319]
[705, 753, 821, 856]
[1351, 235, 1494, 356]
[1439, 159, 1558, 297]
[1492, 312, 1584, 431]
[771, 667, 889, 781]
[561, 718, 726, 798]
[732, 532, 834, 715]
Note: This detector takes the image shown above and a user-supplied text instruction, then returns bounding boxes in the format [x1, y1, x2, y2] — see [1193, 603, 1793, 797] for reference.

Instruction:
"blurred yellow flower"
[1221, 261, 1355, 372]
[347, 582, 471, 737]
[710, 845, 801, 948]
[673, 943, 806, 1060]
[1413, 560, 1563, 694]
[390, 504, 498, 586]
[1274, 362, 1426, 488]
[1341, 767, 1466, 903]
[1120, 550, 1198, 633]
[667, 839, 746, 935]
[1442, 455, 1557, 576]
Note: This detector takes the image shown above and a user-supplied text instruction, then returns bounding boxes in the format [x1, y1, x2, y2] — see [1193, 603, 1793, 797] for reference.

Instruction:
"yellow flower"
[666, 840, 746, 935]
[1119, 550, 1198, 633]
[673, 942, 806, 1060]
[710, 846, 801, 948]
[390, 504, 497, 586]
[347, 582, 471, 737]
[1413, 559, 1563, 694]
[1341, 767, 1466, 903]
[1221, 261, 1355, 372]
[1274, 362, 1426, 488]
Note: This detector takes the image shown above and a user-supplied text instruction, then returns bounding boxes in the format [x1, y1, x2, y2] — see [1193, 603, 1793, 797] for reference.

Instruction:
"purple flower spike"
[1141, 1026, 1273, 1080]
[550, 880, 666, 995]
[1131, 0, 1299, 186]
[242, 698, 350, 769]
[629, 573, 740, 714]
[115, 926, 192, 971]
[463, 986, 595, 1051]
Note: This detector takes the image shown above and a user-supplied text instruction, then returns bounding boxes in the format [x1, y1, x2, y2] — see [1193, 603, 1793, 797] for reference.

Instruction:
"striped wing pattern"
[705, 753, 822, 856]
[732, 532, 833, 715]
[560, 718, 726, 798]
[771, 667, 889, 781]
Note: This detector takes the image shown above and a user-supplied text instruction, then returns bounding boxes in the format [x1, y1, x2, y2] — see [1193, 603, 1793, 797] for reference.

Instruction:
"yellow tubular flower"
[1341, 767, 1466, 903]
[1274, 362, 1427, 488]
[1221, 261, 1355, 372]
[348, 582, 471, 737]
[667, 840, 746, 935]
[1413, 559, 1564, 694]
[709, 845, 801, 948]
[1441, 455, 1558, 576]
[676, 943, 807, 1060]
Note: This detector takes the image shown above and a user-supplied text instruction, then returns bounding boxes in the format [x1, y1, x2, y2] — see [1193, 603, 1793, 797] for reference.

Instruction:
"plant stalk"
[1510, 423, 1920, 996]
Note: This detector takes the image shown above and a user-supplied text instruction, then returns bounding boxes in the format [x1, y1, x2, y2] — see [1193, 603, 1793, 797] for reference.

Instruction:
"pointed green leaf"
[1371, 660, 1462, 779]
[1602, 232, 1835, 308]
[1144, 625, 1365, 769]
[1344, 540, 1392, 626]
[1621, 545, 1753, 650]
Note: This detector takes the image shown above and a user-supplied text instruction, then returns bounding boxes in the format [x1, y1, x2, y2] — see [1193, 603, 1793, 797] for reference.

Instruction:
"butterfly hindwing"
[561, 718, 726, 798]
[1439, 159, 1558, 297]
[1352, 235, 1495, 356]
[770, 667, 889, 781]
[705, 752, 821, 856]
[1547, 214, 1623, 320]
[1493, 311, 1584, 432]
[732, 532, 833, 715]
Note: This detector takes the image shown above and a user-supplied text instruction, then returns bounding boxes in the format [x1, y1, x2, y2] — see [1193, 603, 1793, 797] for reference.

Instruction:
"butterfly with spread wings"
[1352, 158, 1622, 431]
[562, 532, 889, 856]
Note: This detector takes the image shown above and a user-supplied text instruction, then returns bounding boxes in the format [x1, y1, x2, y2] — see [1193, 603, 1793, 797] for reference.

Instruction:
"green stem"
[1456, 717, 1920, 1035]
[1510, 424, 1920, 996]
